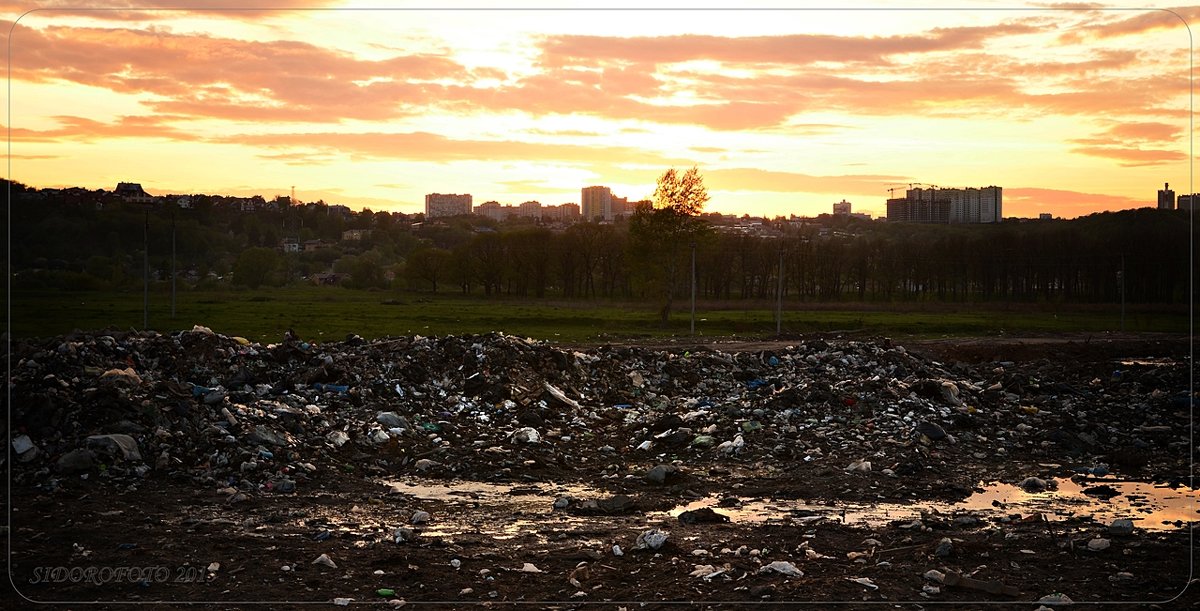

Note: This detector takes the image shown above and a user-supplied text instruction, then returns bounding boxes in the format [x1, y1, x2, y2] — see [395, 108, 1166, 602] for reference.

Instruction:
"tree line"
[402, 208, 1190, 305]
[5, 178, 1192, 305]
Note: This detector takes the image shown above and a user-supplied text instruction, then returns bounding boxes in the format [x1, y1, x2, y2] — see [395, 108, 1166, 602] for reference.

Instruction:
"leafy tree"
[405, 247, 451, 292]
[471, 232, 506, 296]
[629, 167, 712, 325]
[565, 222, 608, 298]
[503, 228, 551, 297]
[232, 247, 279, 289]
[448, 243, 475, 294]
[348, 255, 385, 289]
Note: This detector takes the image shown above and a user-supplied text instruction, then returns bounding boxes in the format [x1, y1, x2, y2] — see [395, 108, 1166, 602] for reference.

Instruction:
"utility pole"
[1119, 254, 1126, 332]
[690, 242, 697, 335]
[143, 209, 149, 330]
[170, 210, 177, 319]
[776, 249, 784, 336]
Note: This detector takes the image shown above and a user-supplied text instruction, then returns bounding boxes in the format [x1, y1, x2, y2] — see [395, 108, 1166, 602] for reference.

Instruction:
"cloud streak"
[705, 168, 910, 195]
[11, 24, 473, 122]
[7, 0, 340, 22]
[1062, 6, 1200, 41]
[8, 16, 1185, 132]
[1068, 121, 1186, 166]
[538, 24, 1039, 67]
[225, 130, 695, 167]
[1005, 187, 1145, 216]
[6, 115, 192, 141]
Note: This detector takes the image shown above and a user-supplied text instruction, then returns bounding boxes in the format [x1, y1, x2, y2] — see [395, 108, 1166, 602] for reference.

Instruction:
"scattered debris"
[7, 328, 1190, 604]
[312, 554, 337, 569]
[847, 576, 878, 589]
[635, 529, 669, 551]
[759, 561, 804, 577]
[942, 571, 1020, 596]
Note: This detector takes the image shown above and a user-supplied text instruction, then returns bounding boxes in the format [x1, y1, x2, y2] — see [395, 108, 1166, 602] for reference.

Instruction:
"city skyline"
[4, 2, 1195, 219]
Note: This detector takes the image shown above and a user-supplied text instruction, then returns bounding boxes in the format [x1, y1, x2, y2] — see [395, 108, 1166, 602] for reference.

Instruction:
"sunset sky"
[3, 1, 1195, 218]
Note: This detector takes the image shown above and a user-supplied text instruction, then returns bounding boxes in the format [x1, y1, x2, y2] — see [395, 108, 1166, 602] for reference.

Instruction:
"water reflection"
[663, 478, 1198, 531]
[380, 477, 1197, 538]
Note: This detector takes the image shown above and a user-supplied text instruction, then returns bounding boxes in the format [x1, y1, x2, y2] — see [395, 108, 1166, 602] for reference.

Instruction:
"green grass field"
[8, 286, 1188, 343]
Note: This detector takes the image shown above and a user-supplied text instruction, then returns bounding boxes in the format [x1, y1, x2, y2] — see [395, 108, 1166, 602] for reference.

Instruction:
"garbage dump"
[7, 328, 1194, 606]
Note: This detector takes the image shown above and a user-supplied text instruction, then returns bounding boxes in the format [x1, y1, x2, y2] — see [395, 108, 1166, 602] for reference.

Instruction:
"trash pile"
[8, 326, 1190, 498]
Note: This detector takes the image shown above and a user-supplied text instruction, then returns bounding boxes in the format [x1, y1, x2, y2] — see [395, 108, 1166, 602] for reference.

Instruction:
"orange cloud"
[1068, 121, 1187, 166]
[1071, 6, 1200, 40]
[225, 130, 694, 167]
[6, 0, 340, 21]
[538, 24, 1039, 67]
[1068, 146, 1186, 166]
[704, 168, 910, 196]
[1020, 74, 1187, 117]
[7, 16, 1185, 133]
[973, 49, 1140, 77]
[5, 115, 191, 141]
[10, 24, 471, 122]
[254, 151, 341, 166]
[1104, 121, 1183, 142]
[1004, 187, 1145, 217]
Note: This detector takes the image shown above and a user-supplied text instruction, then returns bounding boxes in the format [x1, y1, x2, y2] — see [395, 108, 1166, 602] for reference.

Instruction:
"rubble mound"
[9, 327, 1189, 497]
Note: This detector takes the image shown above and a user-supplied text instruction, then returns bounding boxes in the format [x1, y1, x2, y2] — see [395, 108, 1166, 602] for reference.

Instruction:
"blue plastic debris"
[313, 383, 349, 394]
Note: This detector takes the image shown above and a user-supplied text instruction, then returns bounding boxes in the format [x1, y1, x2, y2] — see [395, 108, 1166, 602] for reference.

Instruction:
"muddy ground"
[4, 332, 1196, 610]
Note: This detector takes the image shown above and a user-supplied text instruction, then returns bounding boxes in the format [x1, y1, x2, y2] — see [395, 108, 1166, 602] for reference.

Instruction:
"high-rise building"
[518, 200, 542, 218]
[581, 186, 612, 221]
[425, 193, 472, 218]
[1158, 183, 1176, 209]
[474, 200, 504, 221]
[611, 195, 630, 218]
[1178, 193, 1199, 211]
[543, 202, 581, 223]
[886, 186, 1001, 223]
[949, 186, 1002, 223]
[887, 188, 950, 223]
[832, 200, 851, 215]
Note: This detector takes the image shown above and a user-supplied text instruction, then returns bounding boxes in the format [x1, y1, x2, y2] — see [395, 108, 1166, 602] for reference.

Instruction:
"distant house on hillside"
[341, 229, 372, 241]
[115, 182, 155, 204]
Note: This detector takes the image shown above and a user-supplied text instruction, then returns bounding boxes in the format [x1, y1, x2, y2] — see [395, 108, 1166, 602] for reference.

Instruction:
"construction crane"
[888, 183, 943, 197]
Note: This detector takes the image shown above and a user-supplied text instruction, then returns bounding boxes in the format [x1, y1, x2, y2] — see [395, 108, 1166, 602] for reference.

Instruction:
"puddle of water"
[381, 478, 621, 539]
[383, 478, 601, 506]
[1114, 357, 1181, 367]
[659, 478, 1198, 531]
[370, 477, 1197, 539]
